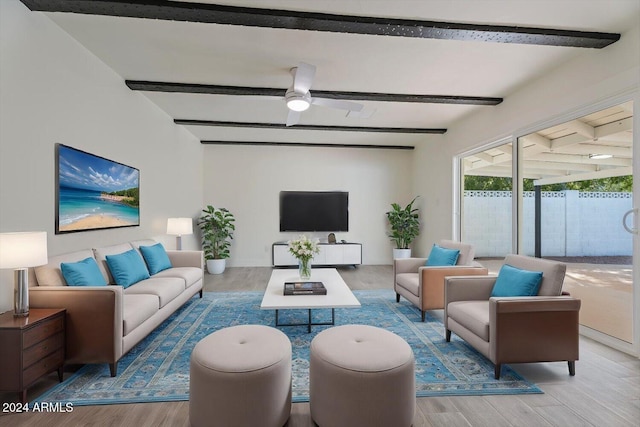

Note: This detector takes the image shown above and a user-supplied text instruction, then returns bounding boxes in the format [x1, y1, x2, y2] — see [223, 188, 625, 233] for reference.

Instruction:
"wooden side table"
[0, 308, 66, 403]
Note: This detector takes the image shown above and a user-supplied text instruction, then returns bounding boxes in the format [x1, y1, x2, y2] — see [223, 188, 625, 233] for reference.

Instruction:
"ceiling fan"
[284, 62, 365, 126]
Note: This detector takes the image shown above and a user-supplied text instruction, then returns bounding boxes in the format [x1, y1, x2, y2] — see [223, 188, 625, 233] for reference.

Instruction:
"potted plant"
[198, 205, 235, 274]
[386, 197, 420, 259]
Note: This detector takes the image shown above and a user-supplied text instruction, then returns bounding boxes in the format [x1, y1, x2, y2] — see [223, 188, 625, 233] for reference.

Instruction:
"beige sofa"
[28, 239, 203, 376]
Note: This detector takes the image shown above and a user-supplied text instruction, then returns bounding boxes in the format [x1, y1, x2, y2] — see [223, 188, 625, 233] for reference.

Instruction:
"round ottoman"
[189, 325, 292, 427]
[310, 325, 415, 427]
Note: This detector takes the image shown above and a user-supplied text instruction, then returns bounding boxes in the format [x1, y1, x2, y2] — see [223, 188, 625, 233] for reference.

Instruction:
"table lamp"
[167, 218, 193, 250]
[0, 231, 48, 317]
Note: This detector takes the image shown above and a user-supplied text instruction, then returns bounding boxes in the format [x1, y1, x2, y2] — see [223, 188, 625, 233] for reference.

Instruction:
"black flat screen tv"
[280, 191, 349, 232]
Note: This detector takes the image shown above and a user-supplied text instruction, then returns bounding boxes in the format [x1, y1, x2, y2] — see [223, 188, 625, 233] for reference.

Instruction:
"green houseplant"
[198, 205, 235, 274]
[386, 197, 420, 258]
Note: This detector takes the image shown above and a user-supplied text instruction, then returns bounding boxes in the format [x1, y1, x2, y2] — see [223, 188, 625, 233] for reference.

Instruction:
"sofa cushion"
[123, 277, 184, 308]
[34, 249, 100, 286]
[153, 267, 202, 288]
[106, 249, 151, 288]
[426, 244, 460, 266]
[140, 243, 172, 275]
[491, 264, 543, 297]
[447, 301, 490, 341]
[61, 257, 108, 286]
[395, 273, 420, 296]
[439, 240, 475, 266]
[94, 243, 135, 284]
[123, 294, 160, 336]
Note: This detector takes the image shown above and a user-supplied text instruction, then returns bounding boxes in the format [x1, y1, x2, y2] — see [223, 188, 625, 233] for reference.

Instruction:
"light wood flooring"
[1, 266, 638, 427]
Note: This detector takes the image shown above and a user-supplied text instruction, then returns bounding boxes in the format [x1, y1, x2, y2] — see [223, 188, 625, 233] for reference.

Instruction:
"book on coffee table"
[283, 281, 327, 296]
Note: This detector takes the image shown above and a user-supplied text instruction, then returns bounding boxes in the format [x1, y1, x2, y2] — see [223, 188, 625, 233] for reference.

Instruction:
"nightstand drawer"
[23, 332, 64, 368]
[23, 348, 64, 387]
[23, 314, 64, 348]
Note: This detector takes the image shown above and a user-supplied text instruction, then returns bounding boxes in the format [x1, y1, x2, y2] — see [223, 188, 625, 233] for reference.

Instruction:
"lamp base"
[176, 235, 182, 251]
[14, 269, 29, 317]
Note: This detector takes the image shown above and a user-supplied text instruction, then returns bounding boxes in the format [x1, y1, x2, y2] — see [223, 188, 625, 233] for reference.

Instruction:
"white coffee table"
[261, 268, 361, 332]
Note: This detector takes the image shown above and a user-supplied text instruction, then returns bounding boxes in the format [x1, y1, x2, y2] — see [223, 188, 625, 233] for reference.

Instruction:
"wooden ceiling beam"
[125, 80, 503, 106]
[20, 0, 620, 48]
[174, 119, 446, 134]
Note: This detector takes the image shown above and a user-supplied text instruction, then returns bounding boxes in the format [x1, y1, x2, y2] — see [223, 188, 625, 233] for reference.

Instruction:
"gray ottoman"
[189, 325, 292, 427]
[310, 325, 415, 427]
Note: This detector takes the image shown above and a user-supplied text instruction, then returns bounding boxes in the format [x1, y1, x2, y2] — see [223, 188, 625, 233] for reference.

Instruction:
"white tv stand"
[272, 242, 362, 267]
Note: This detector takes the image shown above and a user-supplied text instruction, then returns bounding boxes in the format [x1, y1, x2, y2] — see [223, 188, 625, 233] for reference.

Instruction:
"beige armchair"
[444, 254, 581, 379]
[394, 240, 488, 321]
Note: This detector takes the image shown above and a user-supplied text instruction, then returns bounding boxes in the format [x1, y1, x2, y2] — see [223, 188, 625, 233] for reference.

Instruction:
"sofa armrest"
[489, 296, 581, 363]
[166, 250, 204, 269]
[444, 275, 497, 304]
[394, 258, 428, 275]
[29, 286, 124, 365]
[419, 266, 489, 310]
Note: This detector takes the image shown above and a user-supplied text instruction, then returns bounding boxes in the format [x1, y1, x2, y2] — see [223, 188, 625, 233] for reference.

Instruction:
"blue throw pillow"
[426, 244, 460, 266]
[140, 243, 172, 275]
[61, 257, 107, 286]
[105, 249, 150, 288]
[491, 264, 543, 297]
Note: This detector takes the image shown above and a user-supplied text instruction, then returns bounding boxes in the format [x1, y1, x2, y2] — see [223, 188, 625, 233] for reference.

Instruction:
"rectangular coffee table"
[261, 268, 361, 332]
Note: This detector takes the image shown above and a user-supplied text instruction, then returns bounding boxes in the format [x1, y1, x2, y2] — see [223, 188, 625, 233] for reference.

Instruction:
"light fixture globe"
[285, 88, 311, 112]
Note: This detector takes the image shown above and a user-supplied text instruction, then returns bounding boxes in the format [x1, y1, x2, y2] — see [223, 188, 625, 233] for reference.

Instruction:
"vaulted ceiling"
[18, 0, 640, 149]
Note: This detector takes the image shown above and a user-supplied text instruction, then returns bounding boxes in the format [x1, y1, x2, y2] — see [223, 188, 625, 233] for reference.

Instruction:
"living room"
[1, 0, 639, 426]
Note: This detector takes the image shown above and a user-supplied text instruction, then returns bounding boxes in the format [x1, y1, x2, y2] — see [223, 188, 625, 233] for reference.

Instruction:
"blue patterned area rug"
[35, 290, 541, 406]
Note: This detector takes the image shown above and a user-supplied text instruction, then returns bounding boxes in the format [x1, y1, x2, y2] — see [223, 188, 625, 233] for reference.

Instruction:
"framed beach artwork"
[56, 144, 140, 234]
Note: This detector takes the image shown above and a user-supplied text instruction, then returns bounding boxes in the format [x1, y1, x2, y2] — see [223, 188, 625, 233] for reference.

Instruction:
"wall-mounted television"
[56, 144, 140, 234]
[280, 191, 349, 232]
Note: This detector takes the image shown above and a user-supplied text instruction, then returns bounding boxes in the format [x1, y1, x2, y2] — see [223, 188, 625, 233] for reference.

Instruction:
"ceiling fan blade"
[347, 107, 377, 118]
[286, 109, 301, 127]
[293, 62, 316, 93]
[312, 97, 364, 112]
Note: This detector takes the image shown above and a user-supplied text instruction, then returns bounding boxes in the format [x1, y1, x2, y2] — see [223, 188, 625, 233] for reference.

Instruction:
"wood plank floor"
[1, 266, 638, 426]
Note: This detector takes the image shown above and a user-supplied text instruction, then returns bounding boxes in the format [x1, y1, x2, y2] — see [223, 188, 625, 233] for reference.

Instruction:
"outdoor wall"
[0, 1, 204, 312]
[464, 191, 633, 257]
[203, 144, 414, 266]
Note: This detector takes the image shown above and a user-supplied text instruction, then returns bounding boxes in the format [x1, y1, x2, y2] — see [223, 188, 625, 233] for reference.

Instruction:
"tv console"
[272, 242, 362, 267]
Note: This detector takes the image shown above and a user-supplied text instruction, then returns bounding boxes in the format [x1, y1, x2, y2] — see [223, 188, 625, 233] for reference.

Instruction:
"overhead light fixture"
[285, 89, 311, 112]
[589, 154, 613, 160]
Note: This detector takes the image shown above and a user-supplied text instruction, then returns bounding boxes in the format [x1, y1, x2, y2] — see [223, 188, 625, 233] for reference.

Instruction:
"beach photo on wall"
[56, 144, 140, 234]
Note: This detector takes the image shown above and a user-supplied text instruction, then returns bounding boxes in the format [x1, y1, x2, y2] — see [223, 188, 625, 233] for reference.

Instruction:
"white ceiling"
[31, 0, 640, 146]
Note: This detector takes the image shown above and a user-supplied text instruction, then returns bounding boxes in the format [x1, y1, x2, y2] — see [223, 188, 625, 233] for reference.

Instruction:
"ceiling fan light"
[589, 153, 613, 159]
[287, 98, 310, 112]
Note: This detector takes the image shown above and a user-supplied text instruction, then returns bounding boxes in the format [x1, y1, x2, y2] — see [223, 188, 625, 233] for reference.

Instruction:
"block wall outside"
[463, 190, 633, 257]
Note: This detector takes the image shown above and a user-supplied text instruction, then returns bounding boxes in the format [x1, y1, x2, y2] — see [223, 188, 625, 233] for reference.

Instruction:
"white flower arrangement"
[288, 235, 320, 263]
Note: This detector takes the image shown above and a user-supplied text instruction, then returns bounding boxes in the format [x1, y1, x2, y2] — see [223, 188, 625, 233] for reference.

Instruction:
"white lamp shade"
[167, 218, 193, 236]
[0, 231, 48, 269]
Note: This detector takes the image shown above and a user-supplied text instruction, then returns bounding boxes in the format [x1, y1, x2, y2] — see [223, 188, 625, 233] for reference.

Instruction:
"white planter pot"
[206, 259, 226, 274]
[393, 248, 412, 259]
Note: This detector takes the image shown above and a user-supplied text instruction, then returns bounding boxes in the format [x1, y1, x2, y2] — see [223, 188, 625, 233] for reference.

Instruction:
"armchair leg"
[199, 289, 203, 298]
[109, 362, 118, 377]
[395, 293, 400, 303]
[568, 361, 576, 376]
[445, 330, 451, 342]
[494, 364, 501, 379]
[421, 310, 426, 322]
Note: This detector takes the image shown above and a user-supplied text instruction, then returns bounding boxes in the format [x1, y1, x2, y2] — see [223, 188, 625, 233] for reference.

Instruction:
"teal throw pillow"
[61, 257, 107, 286]
[105, 249, 150, 288]
[426, 244, 460, 266]
[140, 243, 172, 275]
[491, 264, 543, 297]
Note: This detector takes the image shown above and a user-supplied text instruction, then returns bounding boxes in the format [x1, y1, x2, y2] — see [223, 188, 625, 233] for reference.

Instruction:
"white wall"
[202, 144, 416, 266]
[0, 0, 204, 312]
[413, 22, 640, 254]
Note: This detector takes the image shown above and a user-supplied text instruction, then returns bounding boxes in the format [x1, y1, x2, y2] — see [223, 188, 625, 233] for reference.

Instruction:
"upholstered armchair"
[444, 254, 581, 379]
[394, 240, 488, 321]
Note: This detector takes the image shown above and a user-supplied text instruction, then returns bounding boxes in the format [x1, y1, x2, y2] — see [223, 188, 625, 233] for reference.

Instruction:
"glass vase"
[298, 258, 312, 280]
